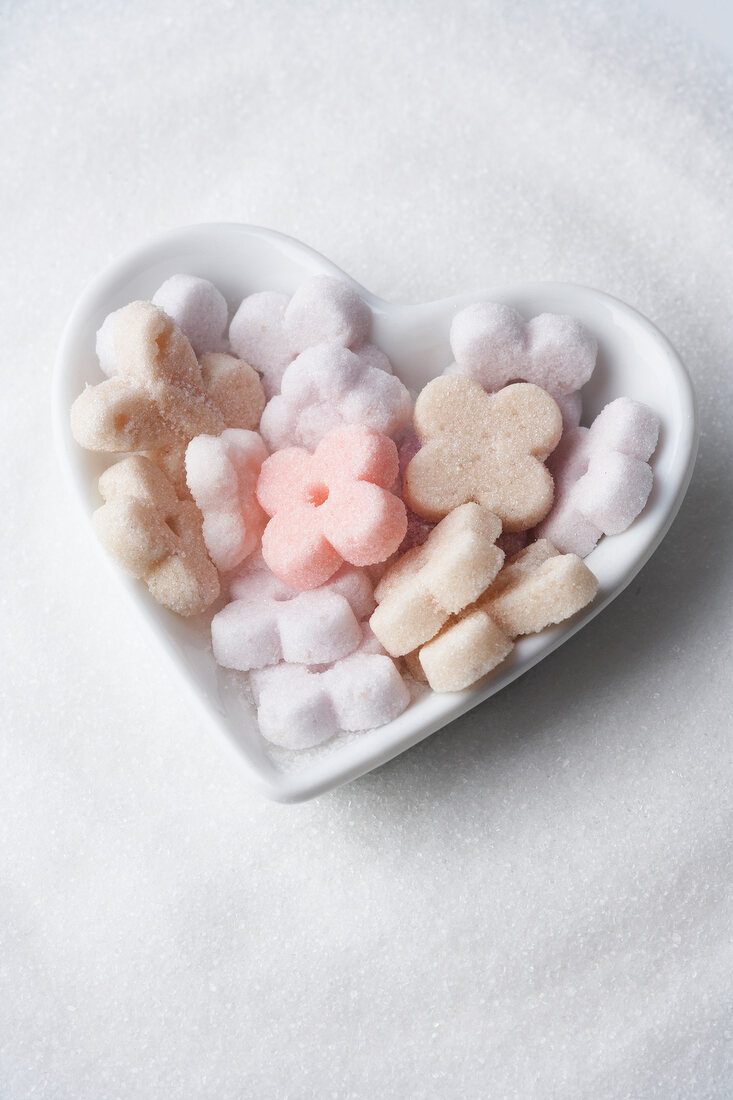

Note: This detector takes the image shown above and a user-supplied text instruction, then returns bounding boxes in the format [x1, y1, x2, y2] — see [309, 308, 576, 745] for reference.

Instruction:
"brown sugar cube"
[93, 455, 220, 617]
[417, 540, 598, 692]
[404, 376, 563, 531]
[71, 303, 265, 455]
[369, 503, 504, 657]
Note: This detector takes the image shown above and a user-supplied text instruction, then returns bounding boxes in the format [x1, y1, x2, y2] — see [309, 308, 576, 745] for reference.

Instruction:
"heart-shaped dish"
[53, 223, 698, 802]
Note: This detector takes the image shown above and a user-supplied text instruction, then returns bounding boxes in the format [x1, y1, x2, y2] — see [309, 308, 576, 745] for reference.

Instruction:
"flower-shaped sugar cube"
[152, 275, 229, 357]
[185, 429, 268, 573]
[447, 302, 597, 431]
[250, 627, 409, 749]
[259, 344, 412, 451]
[256, 424, 407, 590]
[404, 376, 562, 531]
[535, 397, 660, 556]
[229, 275, 382, 398]
[211, 554, 375, 671]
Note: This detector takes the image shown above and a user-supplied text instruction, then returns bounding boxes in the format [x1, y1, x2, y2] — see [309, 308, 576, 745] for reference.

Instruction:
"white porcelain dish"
[53, 223, 699, 802]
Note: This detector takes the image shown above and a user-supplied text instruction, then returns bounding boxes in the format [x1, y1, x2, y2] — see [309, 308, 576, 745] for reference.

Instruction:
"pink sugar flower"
[256, 424, 408, 590]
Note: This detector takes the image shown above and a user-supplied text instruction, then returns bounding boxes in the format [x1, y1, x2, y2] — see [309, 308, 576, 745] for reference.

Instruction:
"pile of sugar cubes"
[70, 273, 660, 750]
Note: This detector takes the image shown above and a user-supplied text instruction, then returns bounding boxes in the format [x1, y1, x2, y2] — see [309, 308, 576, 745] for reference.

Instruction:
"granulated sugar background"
[1, 1, 732, 1097]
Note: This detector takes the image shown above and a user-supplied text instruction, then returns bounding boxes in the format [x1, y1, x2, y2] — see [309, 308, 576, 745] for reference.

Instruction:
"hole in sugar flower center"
[164, 515, 183, 538]
[306, 482, 329, 507]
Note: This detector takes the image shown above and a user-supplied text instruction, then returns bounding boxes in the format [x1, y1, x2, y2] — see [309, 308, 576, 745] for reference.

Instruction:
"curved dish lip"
[53, 222, 699, 802]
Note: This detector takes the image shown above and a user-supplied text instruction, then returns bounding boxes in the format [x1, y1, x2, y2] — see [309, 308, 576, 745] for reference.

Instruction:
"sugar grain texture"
[1, 1, 732, 1098]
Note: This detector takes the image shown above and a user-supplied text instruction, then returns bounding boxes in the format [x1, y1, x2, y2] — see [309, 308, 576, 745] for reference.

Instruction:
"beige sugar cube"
[370, 503, 504, 657]
[94, 455, 220, 617]
[404, 376, 562, 530]
[417, 540, 598, 692]
[71, 305, 266, 491]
